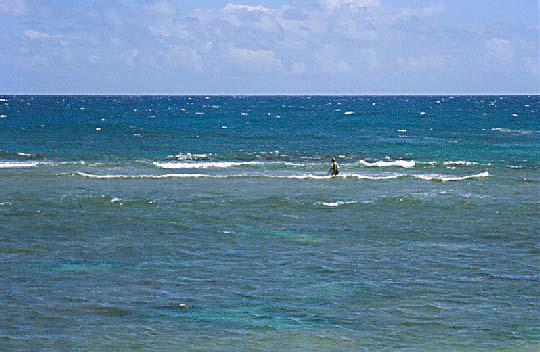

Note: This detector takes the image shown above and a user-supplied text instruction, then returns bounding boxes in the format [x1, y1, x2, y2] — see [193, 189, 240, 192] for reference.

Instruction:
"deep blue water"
[1, 95, 539, 351]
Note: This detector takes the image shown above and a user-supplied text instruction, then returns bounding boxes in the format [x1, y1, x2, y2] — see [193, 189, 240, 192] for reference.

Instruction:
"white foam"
[167, 153, 209, 160]
[352, 174, 401, 180]
[154, 161, 305, 169]
[16, 152, 35, 157]
[316, 200, 359, 207]
[0, 161, 42, 168]
[344, 111, 354, 115]
[414, 172, 489, 182]
[358, 160, 416, 168]
[74, 171, 489, 182]
[491, 128, 538, 134]
[76, 172, 220, 179]
[154, 161, 264, 169]
[443, 161, 479, 166]
[274, 174, 331, 180]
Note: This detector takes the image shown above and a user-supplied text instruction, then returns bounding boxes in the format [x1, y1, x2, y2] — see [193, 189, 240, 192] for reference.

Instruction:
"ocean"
[0, 95, 539, 351]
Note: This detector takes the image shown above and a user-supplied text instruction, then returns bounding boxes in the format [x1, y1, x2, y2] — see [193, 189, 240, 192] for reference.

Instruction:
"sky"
[0, 0, 539, 94]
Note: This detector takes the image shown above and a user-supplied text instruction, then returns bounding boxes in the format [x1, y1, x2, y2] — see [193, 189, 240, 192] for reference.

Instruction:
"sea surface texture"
[0, 95, 539, 351]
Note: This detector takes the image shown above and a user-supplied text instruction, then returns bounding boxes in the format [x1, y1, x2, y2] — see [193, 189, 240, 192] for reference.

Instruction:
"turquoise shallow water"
[0, 95, 539, 351]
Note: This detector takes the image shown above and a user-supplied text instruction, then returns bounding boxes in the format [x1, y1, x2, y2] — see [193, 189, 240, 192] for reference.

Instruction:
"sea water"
[0, 95, 539, 351]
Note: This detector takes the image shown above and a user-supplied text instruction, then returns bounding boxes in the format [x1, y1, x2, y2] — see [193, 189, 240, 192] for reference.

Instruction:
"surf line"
[73, 171, 489, 182]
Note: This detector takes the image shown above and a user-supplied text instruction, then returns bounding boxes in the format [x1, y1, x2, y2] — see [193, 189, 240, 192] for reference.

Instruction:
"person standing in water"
[329, 157, 339, 176]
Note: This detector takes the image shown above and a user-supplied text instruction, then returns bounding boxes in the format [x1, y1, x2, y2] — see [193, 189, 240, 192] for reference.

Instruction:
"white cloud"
[88, 54, 100, 64]
[401, 53, 448, 72]
[421, 3, 445, 16]
[0, 0, 27, 15]
[221, 3, 282, 33]
[24, 29, 53, 40]
[163, 45, 204, 71]
[223, 3, 270, 13]
[321, 0, 380, 10]
[291, 61, 306, 74]
[360, 48, 378, 68]
[121, 49, 139, 66]
[485, 38, 513, 71]
[144, 1, 176, 16]
[20, 53, 48, 69]
[520, 57, 539, 76]
[386, 3, 445, 24]
[149, 19, 191, 39]
[226, 46, 284, 73]
[315, 45, 351, 73]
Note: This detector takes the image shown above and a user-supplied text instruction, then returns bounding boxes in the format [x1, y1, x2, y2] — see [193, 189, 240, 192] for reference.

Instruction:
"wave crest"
[73, 171, 489, 182]
[357, 160, 416, 168]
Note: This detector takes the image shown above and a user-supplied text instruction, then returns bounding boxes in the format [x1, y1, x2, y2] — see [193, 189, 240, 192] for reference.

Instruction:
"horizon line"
[1, 93, 539, 97]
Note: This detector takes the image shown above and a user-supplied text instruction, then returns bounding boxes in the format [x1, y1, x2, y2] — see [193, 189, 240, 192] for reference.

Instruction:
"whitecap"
[491, 128, 537, 134]
[167, 153, 209, 160]
[154, 161, 305, 169]
[17, 152, 35, 157]
[414, 172, 489, 182]
[75, 172, 220, 179]
[0, 161, 43, 168]
[350, 174, 401, 180]
[443, 161, 479, 166]
[357, 160, 416, 168]
[316, 200, 359, 207]
[154, 161, 263, 169]
[73, 171, 490, 182]
[344, 111, 354, 115]
[274, 174, 331, 180]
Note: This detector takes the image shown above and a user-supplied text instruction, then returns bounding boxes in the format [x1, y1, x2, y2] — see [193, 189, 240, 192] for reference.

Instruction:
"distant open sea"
[0, 95, 539, 351]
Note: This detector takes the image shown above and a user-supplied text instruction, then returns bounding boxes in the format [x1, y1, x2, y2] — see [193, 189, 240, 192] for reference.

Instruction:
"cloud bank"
[1, 0, 538, 94]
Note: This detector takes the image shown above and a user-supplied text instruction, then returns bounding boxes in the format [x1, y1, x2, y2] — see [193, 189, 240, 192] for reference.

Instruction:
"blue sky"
[1, 0, 538, 94]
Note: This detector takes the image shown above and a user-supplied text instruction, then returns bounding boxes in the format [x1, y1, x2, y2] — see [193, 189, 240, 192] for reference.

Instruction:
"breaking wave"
[0, 161, 46, 168]
[357, 160, 416, 168]
[73, 171, 489, 182]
